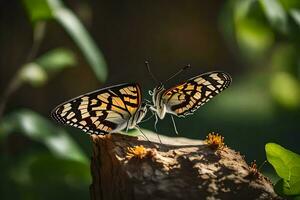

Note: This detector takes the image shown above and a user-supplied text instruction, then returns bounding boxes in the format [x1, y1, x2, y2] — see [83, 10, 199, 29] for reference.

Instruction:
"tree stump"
[89, 131, 282, 200]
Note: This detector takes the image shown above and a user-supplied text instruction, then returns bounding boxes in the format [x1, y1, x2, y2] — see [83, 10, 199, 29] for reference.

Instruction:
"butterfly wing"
[51, 83, 142, 134]
[162, 71, 231, 117]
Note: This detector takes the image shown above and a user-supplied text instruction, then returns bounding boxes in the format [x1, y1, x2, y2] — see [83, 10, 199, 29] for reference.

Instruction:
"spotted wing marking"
[51, 83, 141, 135]
[162, 71, 231, 116]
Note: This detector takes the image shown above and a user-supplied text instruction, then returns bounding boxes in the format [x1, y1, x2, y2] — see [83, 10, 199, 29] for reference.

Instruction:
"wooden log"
[89, 131, 283, 200]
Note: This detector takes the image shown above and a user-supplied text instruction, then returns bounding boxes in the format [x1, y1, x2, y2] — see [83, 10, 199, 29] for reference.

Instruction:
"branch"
[89, 131, 283, 200]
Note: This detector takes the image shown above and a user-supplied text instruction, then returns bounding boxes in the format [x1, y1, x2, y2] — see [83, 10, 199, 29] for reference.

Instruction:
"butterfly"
[51, 83, 147, 135]
[147, 70, 232, 132]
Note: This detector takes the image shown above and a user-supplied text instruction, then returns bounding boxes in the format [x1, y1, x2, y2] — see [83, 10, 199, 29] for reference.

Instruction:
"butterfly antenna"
[145, 61, 160, 84]
[164, 64, 191, 84]
[171, 115, 179, 135]
[154, 114, 159, 132]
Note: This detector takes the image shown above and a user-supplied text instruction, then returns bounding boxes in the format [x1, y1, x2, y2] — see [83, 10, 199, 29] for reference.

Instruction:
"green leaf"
[48, 0, 108, 82]
[21, 0, 108, 82]
[0, 109, 88, 164]
[54, 9, 108, 82]
[235, 18, 274, 58]
[259, 0, 288, 33]
[278, 0, 300, 11]
[120, 129, 141, 137]
[18, 63, 48, 87]
[290, 9, 300, 27]
[17, 48, 76, 87]
[266, 143, 300, 196]
[233, 0, 256, 22]
[22, 0, 53, 24]
[270, 72, 300, 109]
[36, 48, 77, 72]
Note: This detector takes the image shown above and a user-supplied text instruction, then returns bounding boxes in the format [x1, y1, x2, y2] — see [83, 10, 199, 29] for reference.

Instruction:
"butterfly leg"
[156, 131, 162, 144]
[171, 115, 179, 135]
[140, 112, 154, 123]
[153, 115, 163, 144]
[154, 113, 159, 132]
[135, 125, 156, 147]
[148, 106, 161, 143]
[148, 106, 159, 133]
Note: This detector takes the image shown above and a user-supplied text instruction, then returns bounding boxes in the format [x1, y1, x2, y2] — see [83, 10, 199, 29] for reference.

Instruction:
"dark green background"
[1, 0, 300, 199]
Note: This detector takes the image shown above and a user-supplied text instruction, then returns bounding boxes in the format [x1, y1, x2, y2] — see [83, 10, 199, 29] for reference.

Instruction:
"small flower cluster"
[249, 160, 260, 178]
[126, 145, 153, 160]
[205, 132, 225, 150]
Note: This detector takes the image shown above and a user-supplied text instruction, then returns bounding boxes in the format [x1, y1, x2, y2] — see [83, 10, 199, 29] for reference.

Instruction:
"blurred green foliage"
[266, 143, 300, 197]
[218, 1, 300, 197]
[36, 48, 76, 72]
[221, 0, 300, 105]
[1, 109, 88, 163]
[22, 0, 108, 82]
[22, 0, 53, 23]
[18, 48, 76, 87]
[1, 0, 300, 199]
[0, 0, 107, 199]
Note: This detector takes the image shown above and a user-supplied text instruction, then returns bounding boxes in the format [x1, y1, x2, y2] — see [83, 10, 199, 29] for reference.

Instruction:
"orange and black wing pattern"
[51, 83, 142, 134]
[162, 71, 231, 117]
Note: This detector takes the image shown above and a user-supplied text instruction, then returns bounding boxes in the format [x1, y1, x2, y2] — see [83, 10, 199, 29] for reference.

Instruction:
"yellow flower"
[126, 145, 152, 160]
[205, 132, 225, 150]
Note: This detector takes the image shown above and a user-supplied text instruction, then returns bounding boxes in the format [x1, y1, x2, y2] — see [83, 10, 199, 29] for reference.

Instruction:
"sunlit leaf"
[48, 0, 108, 82]
[17, 48, 76, 87]
[259, 0, 288, 33]
[53, 9, 108, 82]
[18, 63, 48, 87]
[235, 18, 274, 58]
[21, 0, 108, 82]
[36, 48, 77, 72]
[266, 143, 300, 196]
[0, 109, 88, 164]
[22, 0, 53, 24]
[233, 0, 256, 22]
[290, 9, 300, 27]
[120, 129, 141, 137]
[270, 72, 300, 109]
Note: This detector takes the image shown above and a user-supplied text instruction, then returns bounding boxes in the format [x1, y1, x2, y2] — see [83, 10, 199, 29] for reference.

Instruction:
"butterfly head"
[149, 83, 165, 101]
[146, 83, 167, 120]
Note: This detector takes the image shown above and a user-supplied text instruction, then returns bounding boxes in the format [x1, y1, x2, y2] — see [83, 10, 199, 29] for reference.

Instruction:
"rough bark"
[89, 132, 283, 200]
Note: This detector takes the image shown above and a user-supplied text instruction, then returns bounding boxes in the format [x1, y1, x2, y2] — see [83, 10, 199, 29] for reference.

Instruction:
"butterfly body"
[149, 71, 232, 120]
[150, 84, 167, 119]
[51, 83, 147, 135]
